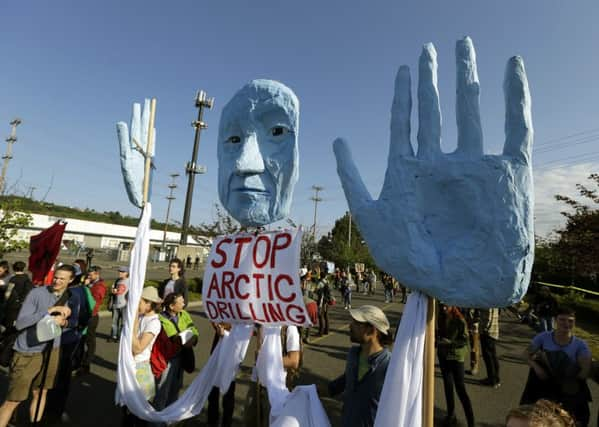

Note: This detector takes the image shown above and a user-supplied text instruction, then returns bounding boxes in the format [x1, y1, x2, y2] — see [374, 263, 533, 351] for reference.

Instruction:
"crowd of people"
[0, 258, 596, 426]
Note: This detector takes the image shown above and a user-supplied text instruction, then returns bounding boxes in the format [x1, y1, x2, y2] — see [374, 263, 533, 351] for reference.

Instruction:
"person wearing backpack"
[45, 265, 91, 424]
[152, 292, 198, 426]
[0, 264, 74, 427]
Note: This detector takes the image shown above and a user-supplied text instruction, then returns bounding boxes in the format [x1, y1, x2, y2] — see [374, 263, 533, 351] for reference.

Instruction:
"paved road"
[1, 290, 598, 426]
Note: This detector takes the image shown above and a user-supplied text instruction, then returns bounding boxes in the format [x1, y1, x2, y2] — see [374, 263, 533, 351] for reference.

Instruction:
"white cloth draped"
[374, 291, 427, 427]
[115, 204, 330, 425]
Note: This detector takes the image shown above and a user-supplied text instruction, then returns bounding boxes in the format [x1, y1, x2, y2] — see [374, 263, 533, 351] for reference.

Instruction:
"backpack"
[150, 328, 181, 378]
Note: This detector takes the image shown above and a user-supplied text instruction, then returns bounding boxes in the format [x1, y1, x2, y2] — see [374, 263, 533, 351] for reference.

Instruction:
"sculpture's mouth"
[233, 187, 269, 195]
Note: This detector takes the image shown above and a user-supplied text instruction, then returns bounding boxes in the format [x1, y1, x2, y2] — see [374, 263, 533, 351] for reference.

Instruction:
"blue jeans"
[111, 307, 125, 339]
[151, 356, 183, 427]
[539, 316, 553, 332]
[384, 288, 393, 302]
[343, 292, 352, 307]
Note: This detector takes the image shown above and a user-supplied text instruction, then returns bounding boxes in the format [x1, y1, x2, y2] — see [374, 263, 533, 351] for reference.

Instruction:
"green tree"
[0, 199, 33, 257]
[553, 173, 599, 287]
[533, 174, 599, 289]
[317, 212, 374, 270]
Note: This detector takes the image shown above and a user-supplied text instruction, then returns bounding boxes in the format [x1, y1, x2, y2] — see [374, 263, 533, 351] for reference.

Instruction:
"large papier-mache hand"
[116, 99, 155, 208]
[334, 37, 534, 307]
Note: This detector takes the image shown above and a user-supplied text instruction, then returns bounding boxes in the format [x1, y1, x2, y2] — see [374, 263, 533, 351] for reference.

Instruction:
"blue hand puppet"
[334, 37, 534, 308]
[117, 99, 155, 208]
[217, 80, 299, 227]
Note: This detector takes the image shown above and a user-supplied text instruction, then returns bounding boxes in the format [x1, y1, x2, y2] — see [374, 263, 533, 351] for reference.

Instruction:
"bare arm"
[577, 354, 592, 379]
[283, 350, 300, 370]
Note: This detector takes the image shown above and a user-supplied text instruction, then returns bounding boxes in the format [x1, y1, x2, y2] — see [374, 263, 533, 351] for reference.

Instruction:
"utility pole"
[0, 118, 22, 195]
[180, 90, 213, 245]
[162, 173, 179, 250]
[26, 185, 36, 200]
[310, 185, 323, 241]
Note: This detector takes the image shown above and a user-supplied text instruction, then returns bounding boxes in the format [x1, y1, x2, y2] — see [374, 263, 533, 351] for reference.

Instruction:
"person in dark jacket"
[328, 305, 392, 427]
[437, 304, 475, 427]
[158, 258, 189, 307]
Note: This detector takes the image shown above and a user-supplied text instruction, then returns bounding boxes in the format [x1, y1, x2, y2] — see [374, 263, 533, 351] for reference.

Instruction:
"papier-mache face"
[218, 79, 299, 227]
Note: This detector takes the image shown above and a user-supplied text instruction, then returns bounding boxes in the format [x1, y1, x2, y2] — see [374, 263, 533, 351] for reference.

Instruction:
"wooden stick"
[142, 98, 157, 206]
[423, 296, 435, 427]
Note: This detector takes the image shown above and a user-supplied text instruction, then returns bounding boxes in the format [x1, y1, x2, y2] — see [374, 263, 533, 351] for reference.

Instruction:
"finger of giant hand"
[333, 138, 374, 212]
[131, 102, 142, 150]
[503, 56, 533, 164]
[141, 99, 151, 150]
[116, 122, 131, 159]
[417, 43, 442, 160]
[455, 36, 483, 157]
[390, 65, 414, 159]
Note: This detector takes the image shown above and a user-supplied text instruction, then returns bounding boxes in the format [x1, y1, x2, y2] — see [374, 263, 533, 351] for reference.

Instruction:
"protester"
[437, 304, 475, 427]
[207, 322, 234, 427]
[535, 286, 558, 332]
[382, 273, 394, 303]
[465, 308, 481, 375]
[0, 264, 73, 427]
[506, 399, 575, 427]
[244, 324, 302, 427]
[153, 292, 199, 421]
[79, 265, 106, 376]
[328, 305, 392, 427]
[0, 260, 12, 309]
[158, 258, 189, 307]
[46, 264, 91, 424]
[479, 307, 501, 388]
[340, 270, 352, 309]
[109, 266, 129, 342]
[122, 286, 162, 427]
[316, 269, 332, 336]
[1, 261, 33, 331]
[520, 306, 592, 427]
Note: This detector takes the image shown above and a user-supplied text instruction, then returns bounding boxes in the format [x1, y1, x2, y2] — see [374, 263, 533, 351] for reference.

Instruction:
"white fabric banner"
[202, 229, 310, 326]
[115, 203, 254, 422]
[374, 291, 427, 427]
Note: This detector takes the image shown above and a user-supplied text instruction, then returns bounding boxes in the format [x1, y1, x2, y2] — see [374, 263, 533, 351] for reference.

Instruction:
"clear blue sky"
[1, 1, 598, 237]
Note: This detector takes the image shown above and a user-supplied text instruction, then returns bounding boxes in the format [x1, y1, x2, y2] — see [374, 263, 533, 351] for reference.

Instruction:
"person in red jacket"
[78, 265, 106, 376]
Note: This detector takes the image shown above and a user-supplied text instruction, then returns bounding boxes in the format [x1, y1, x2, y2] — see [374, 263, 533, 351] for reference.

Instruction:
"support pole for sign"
[143, 98, 157, 206]
[423, 296, 435, 427]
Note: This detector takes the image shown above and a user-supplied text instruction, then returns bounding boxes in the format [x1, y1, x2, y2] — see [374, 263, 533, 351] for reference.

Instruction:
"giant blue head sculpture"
[217, 79, 299, 227]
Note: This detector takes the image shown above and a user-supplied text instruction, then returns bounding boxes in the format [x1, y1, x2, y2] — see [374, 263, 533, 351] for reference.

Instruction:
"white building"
[17, 212, 212, 262]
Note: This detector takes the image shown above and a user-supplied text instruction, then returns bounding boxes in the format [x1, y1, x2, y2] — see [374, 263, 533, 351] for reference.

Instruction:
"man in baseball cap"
[328, 305, 392, 427]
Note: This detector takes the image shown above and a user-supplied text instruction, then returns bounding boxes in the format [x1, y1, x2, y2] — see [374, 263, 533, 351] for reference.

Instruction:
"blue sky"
[1, 1, 598, 237]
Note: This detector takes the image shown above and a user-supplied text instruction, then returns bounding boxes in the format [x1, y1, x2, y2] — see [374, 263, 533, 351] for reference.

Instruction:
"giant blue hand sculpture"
[217, 80, 299, 227]
[334, 37, 534, 307]
[117, 99, 155, 208]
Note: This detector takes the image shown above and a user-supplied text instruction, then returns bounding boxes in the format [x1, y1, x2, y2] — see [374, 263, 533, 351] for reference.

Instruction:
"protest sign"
[202, 229, 310, 326]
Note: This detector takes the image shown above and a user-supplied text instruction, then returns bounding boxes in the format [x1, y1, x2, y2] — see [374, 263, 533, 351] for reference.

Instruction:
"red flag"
[28, 221, 66, 285]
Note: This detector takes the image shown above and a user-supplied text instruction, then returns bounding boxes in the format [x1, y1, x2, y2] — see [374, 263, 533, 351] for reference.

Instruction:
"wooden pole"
[142, 98, 157, 205]
[423, 296, 435, 427]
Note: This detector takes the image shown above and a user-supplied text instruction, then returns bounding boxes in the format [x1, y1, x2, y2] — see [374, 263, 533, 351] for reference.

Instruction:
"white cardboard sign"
[202, 229, 310, 326]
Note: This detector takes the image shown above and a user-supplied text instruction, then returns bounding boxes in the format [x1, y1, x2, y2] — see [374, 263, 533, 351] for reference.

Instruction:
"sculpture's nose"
[235, 133, 265, 175]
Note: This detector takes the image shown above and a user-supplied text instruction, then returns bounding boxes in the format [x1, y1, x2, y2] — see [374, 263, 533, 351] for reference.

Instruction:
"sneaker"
[479, 378, 494, 386]
[442, 414, 458, 427]
[493, 382, 501, 389]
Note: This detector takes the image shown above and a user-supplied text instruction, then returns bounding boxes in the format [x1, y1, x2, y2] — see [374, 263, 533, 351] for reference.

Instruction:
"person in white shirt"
[122, 287, 162, 426]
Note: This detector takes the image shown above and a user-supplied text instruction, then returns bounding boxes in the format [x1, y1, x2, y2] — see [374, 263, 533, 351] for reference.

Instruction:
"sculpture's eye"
[271, 126, 289, 137]
[227, 135, 241, 144]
